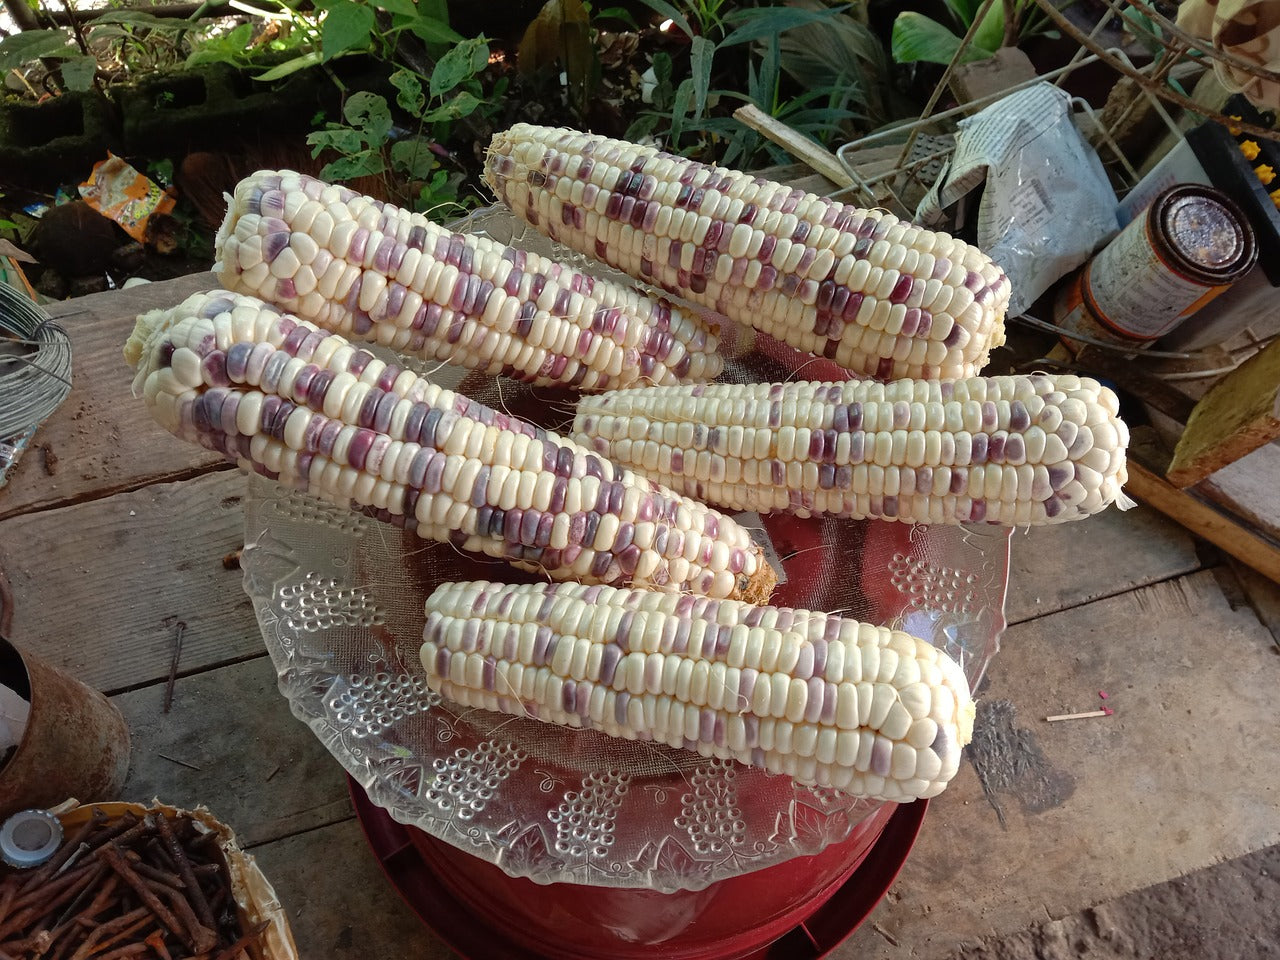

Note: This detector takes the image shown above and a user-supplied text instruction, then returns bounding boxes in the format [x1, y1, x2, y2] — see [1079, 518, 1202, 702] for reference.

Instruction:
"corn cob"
[123, 290, 776, 601]
[421, 579, 976, 802]
[214, 170, 723, 392]
[572, 375, 1129, 526]
[485, 124, 1011, 382]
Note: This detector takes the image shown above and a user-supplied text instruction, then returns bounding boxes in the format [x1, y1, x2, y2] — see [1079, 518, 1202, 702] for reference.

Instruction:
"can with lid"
[1054, 184, 1257, 348]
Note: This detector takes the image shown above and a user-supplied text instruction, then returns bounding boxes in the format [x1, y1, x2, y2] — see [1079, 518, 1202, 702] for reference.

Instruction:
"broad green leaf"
[390, 137, 439, 179]
[408, 13, 463, 44]
[255, 50, 323, 80]
[943, 0, 982, 25]
[430, 35, 487, 96]
[890, 12, 988, 65]
[390, 68, 425, 114]
[321, 2, 374, 61]
[374, 0, 417, 15]
[320, 151, 386, 181]
[972, 1, 1005, 54]
[689, 34, 713, 121]
[633, 0, 690, 38]
[422, 90, 481, 121]
[60, 56, 96, 91]
[0, 30, 78, 70]
[307, 127, 366, 156]
[718, 6, 841, 48]
[343, 90, 393, 142]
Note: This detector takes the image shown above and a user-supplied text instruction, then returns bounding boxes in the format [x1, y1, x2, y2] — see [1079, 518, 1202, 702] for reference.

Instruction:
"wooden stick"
[732, 104, 854, 188]
[1046, 709, 1110, 722]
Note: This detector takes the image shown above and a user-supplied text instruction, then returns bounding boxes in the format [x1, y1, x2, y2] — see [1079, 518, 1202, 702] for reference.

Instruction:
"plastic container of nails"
[0, 801, 299, 960]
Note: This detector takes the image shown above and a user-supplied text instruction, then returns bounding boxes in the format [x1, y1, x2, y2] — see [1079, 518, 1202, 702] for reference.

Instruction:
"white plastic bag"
[917, 83, 1117, 315]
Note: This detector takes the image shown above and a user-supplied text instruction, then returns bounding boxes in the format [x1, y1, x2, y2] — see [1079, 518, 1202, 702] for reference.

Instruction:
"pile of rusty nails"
[0, 807, 268, 959]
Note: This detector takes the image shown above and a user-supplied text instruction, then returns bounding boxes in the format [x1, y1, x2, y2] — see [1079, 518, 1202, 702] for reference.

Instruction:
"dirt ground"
[947, 842, 1280, 959]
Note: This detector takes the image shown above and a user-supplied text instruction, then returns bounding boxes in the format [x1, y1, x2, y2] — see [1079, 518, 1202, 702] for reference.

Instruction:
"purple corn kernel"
[263, 231, 290, 264]
[423, 454, 446, 494]
[532, 626, 554, 665]
[968, 499, 986, 522]
[301, 368, 330, 410]
[871, 739, 891, 776]
[841, 291, 865, 322]
[225, 342, 252, 382]
[614, 691, 631, 726]
[535, 513, 555, 549]
[504, 508, 525, 544]
[950, 470, 967, 495]
[201, 351, 230, 387]
[804, 676, 826, 723]
[964, 270, 984, 292]
[1044, 495, 1064, 518]
[971, 433, 989, 464]
[470, 466, 491, 507]
[347, 428, 376, 471]
[590, 551, 612, 579]
[988, 433, 1007, 463]
[1048, 464, 1073, 490]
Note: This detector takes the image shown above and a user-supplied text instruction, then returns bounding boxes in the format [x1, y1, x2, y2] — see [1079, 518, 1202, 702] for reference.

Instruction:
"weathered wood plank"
[0, 272, 224, 520]
[250, 818, 457, 960]
[1199, 442, 1280, 543]
[0, 470, 260, 691]
[1004, 504, 1202, 624]
[114, 656, 352, 847]
[837, 569, 1280, 959]
[1126, 460, 1280, 584]
[1167, 336, 1280, 488]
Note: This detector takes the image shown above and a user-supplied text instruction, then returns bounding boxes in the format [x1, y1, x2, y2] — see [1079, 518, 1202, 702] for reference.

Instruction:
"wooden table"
[2, 274, 1277, 959]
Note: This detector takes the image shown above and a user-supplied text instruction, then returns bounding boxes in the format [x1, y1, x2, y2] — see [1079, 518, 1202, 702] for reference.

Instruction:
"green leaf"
[942, 0, 982, 25]
[321, 2, 375, 61]
[669, 76, 692, 143]
[343, 90, 393, 142]
[633, 0, 690, 38]
[972, 1, 1005, 53]
[390, 137, 439, 179]
[307, 126, 366, 157]
[60, 56, 96, 91]
[890, 12, 988, 65]
[421, 89, 481, 121]
[624, 112, 661, 143]
[390, 68, 425, 114]
[374, 0, 417, 15]
[652, 49, 672, 85]
[718, 6, 841, 48]
[320, 151, 386, 181]
[86, 9, 182, 30]
[0, 29, 77, 70]
[689, 34, 713, 121]
[408, 13, 463, 43]
[430, 35, 487, 96]
[254, 50, 324, 80]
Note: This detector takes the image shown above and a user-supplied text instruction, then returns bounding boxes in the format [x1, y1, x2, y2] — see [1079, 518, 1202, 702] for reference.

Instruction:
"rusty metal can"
[1054, 184, 1256, 347]
[0, 636, 131, 818]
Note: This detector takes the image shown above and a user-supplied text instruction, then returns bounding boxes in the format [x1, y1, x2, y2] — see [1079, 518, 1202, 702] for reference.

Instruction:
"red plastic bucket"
[350, 780, 926, 960]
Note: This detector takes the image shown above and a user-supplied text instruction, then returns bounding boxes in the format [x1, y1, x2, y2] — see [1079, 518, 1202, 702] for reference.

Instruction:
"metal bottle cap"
[0, 808, 64, 868]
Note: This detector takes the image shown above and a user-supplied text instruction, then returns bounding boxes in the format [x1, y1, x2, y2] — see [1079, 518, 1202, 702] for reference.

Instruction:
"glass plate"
[239, 208, 1011, 893]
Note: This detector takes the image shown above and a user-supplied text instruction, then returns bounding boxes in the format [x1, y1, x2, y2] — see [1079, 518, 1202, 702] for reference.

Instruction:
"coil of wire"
[0, 281, 73, 440]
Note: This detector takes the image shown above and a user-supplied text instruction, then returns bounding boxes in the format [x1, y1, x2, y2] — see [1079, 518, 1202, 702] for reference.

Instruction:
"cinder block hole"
[153, 74, 207, 109]
[8, 97, 84, 146]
